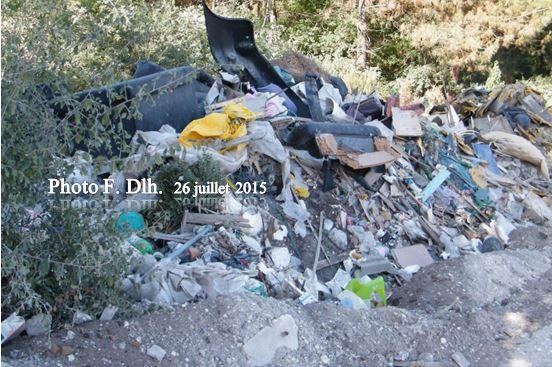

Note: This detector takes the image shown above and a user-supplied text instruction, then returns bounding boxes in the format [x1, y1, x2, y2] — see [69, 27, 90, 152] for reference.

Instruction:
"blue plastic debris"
[115, 211, 145, 234]
[422, 169, 451, 202]
[439, 151, 478, 191]
[472, 143, 501, 175]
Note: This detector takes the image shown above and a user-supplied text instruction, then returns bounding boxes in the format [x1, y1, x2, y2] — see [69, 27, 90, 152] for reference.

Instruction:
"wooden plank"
[315, 133, 339, 155]
[185, 212, 251, 227]
[339, 150, 398, 169]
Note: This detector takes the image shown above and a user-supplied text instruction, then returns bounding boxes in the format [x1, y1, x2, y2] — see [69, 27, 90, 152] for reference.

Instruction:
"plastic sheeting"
[247, 121, 293, 201]
[178, 112, 246, 148]
[141, 261, 254, 304]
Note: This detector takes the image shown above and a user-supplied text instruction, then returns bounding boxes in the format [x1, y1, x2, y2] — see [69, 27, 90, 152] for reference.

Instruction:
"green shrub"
[281, 9, 357, 60]
[147, 155, 224, 231]
[1, 203, 130, 326]
[0, 0, 207, 327]
[287, 0, 332, 14]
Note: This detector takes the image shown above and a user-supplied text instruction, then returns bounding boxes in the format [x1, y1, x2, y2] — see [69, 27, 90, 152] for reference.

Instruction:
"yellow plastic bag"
[178, 113, 246, 148]
[223, 103, 257, 123]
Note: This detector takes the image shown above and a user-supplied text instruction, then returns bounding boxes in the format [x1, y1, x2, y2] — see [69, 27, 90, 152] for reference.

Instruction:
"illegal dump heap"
[3, 2, 552, 345]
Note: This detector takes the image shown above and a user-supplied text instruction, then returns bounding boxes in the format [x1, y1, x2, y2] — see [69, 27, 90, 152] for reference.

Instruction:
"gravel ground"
[2, 226, 551, 367]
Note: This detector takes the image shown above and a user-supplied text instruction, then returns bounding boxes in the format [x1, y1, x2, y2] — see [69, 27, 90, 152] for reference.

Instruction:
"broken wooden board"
[315, 133, 339, 155]
[315, 132, 398, 169]
[392, 107, 423, 137]
[184, 213, 251, 228]
[339, 150, 399, 169]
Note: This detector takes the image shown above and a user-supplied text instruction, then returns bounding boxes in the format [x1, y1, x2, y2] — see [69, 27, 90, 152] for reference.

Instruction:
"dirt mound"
[3, 228, 552, 367]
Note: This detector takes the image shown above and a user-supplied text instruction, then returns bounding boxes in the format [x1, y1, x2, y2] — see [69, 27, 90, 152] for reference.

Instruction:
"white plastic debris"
[397, 264, 421, 281]
[302, 269, 330, 301]
[325, 269, 352, 296]
[242, 235, 262, 254]
[205, 82, 220, 105]
[272, 225, 288, 241]
[348, 225, 377, 254]
[270, 247, 291, 269]
[294, 221, 307, 238]
[289, 148, 324, 170]
[283, 199, 310, 238]
[337, 290, 368, 310]
[243, 209, 263, 236]
[440, 233, 460, 259]
[65, 330, 76, 341]
[492, 212, 516, 244]
[224, 192, 245, 214]
[220, 71, 240, 84]
[283, 200, 310, 222]
[298, 292, 317, 305]
[523, 191, 552, 222]
[136, 125, 179, 149]
[136, 262, 254, 305]
[328, 228, 348, 250]
[1, 313, 25, 344]
[320, 82, 343, 104]
[243, 314, 298, 366]
[99, 306, 118, 321]
[248, 121, 293, 201]
[453, 235, 472, 250]
[403, 219, 428, 241]
[323, 218, 334, 232]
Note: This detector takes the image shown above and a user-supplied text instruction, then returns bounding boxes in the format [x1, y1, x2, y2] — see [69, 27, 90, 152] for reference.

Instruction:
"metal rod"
[312, 211, 324, 275]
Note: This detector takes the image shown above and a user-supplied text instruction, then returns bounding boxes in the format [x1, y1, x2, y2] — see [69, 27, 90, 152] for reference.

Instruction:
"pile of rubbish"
[112, 76, 552, 312]
[4, 3, 552, 341]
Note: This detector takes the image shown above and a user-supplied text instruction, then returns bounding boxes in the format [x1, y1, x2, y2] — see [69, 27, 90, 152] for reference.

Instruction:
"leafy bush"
[394, 64, 449, 103]
[1, 203, 130, 326]
[281, 8, 357, 60]
[287, 0, 332, 14]
[147, 155, 224, 231]
[367, 19, 427, 81]
[1, 0, 218, 327]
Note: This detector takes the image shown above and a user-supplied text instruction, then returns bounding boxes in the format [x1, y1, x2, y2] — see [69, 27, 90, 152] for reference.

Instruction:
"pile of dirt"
[3, 226, 551, 367]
